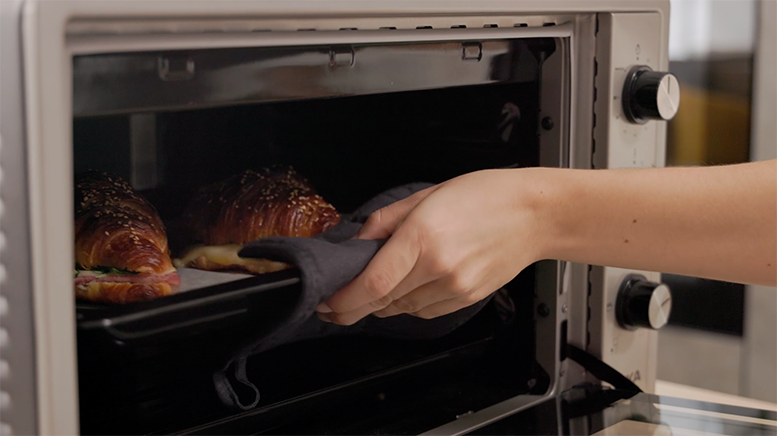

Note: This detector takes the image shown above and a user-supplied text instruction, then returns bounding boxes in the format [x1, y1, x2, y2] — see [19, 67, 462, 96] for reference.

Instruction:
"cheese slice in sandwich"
[174, 244, 289, 274]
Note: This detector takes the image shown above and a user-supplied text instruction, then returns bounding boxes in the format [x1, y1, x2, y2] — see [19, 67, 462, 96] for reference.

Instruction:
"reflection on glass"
[595, 420, 675, 436]
[470, 387, 777, 435]
[596, 393, 777, 436]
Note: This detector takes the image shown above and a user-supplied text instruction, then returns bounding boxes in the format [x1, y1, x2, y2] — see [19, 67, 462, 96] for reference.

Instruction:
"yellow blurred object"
[668, 86, 751, 166]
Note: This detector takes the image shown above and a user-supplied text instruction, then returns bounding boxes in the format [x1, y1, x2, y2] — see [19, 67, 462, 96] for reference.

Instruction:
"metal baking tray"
[76, 268, 302, 343]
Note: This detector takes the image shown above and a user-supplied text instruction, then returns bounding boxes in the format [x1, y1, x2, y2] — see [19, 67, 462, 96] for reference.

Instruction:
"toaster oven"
[1, 1, 683, 434]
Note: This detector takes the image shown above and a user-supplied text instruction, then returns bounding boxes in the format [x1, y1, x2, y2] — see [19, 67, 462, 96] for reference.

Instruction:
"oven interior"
[72, 36, 561, 434]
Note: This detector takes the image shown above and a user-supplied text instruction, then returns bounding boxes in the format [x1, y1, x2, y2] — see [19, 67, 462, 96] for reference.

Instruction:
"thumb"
[356, 185, 439, 240]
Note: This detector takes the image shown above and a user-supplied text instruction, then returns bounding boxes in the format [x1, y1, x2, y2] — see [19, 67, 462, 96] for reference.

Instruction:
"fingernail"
[316, 312, 333, 323]
[316, 302, 333, 313]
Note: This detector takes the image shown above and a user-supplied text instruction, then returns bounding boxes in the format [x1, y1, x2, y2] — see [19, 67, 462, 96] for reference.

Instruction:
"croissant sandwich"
[175, 166, 341, 274]
[75, 171, 180, 303]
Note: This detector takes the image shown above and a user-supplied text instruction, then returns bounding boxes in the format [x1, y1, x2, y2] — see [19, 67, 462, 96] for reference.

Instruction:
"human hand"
[316, 169, 551, 325]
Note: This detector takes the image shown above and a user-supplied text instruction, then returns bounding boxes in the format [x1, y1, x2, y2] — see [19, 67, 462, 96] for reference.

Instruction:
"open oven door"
[456, 386, 777, 436]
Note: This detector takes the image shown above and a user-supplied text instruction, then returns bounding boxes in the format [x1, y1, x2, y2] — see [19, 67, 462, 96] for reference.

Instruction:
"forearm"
[533, 161, 777, 286]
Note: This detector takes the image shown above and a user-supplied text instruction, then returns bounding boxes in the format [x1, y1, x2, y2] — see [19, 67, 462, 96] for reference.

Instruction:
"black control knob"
[622, 66, 680, 124]
[616, 274, 672, 330]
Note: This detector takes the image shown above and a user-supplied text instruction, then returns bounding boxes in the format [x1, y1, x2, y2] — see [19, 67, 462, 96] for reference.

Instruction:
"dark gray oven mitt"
[213, 183, 494, 410]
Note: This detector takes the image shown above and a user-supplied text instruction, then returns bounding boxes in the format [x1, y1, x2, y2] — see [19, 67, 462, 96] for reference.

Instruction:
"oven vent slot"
[65, 15, 575, 36]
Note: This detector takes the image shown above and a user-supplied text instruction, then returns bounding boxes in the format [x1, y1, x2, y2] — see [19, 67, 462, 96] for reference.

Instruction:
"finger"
[372, 278, 459, 318]
[410, 290, 486, 320]
[374, 254, 449, 311]
[356, 185, 440, 240]
[319, 264, 433, 325]
[319, 229, 420, 314]
[317, 298, 392, 326]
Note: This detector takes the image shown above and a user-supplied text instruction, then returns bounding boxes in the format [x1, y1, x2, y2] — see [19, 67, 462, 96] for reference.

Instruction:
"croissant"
[175, 166, 341, 273]
[75, 171, 179, 303]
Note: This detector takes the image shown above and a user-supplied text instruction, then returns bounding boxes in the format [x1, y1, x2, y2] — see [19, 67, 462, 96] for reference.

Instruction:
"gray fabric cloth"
[214, 183, 493, 409]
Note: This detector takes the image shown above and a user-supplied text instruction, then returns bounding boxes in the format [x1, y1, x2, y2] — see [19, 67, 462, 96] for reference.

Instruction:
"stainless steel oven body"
[0, 1, 671, 434]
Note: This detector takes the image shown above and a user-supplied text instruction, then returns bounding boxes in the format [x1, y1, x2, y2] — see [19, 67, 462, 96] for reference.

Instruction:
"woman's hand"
[316, 169, 553, 325]
[316, 160, 777, 326]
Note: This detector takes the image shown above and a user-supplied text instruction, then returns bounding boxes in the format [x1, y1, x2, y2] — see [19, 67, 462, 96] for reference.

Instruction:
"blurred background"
[657, 0, 776, 403]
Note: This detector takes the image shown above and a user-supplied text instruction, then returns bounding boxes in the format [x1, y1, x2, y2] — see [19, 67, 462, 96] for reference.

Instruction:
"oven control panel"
[589, 12, 672, 393]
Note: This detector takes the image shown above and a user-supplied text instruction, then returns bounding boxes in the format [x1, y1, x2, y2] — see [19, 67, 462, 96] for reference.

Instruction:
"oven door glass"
[468, 387, 777, 435]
